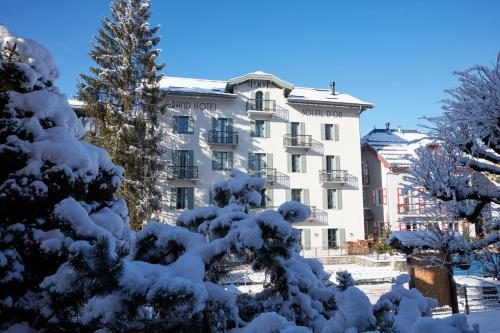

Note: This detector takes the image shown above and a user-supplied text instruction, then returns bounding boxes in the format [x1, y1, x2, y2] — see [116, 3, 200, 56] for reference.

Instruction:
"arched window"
[255, 91, 263, 110]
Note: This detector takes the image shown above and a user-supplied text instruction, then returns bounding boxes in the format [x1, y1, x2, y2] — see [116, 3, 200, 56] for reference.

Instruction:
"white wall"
[159, 78, 366, 250]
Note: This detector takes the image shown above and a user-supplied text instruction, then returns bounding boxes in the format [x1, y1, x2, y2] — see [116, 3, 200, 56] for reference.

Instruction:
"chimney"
[385, 122, 390, 132]
[330, 81, 336, 95]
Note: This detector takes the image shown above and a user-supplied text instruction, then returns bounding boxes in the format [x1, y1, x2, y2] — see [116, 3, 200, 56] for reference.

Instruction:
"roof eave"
[164, 90, 237, 99]
[226, 72, 295, 93]
[287, 98, 374, 111]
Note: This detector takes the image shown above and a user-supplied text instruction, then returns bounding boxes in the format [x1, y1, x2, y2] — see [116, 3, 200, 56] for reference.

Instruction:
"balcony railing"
[247, 99, 276, 116]
[166, 165, 199, 180]
[319, 170, 358, 188]
[247, 168, 277, 183]
[308, 206, 328, 225]
[207, 130, 238, 145]
[283, 134, 312, 149]
[398, 203, 425, 215]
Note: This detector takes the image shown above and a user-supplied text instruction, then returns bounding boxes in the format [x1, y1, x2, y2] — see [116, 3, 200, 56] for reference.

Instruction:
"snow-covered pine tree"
[78, 0, 165, 230]
[0, 27, 132, 331]
[336, 270, 355, 291]
[410, 53, 500, 276]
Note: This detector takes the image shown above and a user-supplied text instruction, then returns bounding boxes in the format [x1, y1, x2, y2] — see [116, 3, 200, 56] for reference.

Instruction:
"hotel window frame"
[174, 115, 194, 134]
[212, 151, 233, 171]
[291, 189, 302, 203]
[255, 91, 264, 110]
[291, 154, 301, 173]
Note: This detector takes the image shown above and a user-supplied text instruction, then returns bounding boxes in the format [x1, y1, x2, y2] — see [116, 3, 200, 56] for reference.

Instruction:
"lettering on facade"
[249, 80, 270, 88]
[301, 109, 343, 117]
[165, 100, 217, 111]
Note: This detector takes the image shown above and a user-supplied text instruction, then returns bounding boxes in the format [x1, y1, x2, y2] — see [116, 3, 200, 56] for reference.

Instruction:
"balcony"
[246, 99, 276, 118]
[308, 206, 328, 225]
[247, 168, 290, 187]
[283, 134, 312, 150]
[166, 165, 198, 181]
[398, 203, 425, 216]
[207, 130, 238, 146]
[247, 168, 277, 184]
[319, 170, 358, 188]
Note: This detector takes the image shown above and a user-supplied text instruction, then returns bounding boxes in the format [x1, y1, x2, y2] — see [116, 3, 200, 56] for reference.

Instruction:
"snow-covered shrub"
[372, 274, 477, 333]
[0, 26, 132, 331]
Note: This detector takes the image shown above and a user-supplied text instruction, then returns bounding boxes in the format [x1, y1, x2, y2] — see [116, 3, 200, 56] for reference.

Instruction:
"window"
[291, 154, 301, 172]
[374, 188, 387, 206]
[327, 189, 336, 209]
[324, 188, 342, 210]
[327, 229, 337, 248]
[171, 187, 194, 210]
[175, 115, 194, 134]
[254, 120, 265, 137]
[291, 189, 302, 202]
[259, 189, 267, 208]
[212, 151, 233, 171]
[325, 124, 333, 140]
[322, 123, 339, 141]
[362, 161, 369, 185]
[255, 91, 263, 110]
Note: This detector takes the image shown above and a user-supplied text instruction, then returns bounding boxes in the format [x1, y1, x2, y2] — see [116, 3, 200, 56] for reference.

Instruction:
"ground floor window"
[291, 189, 302, 202]
[170, 187, 194, 210]
[328, 228, 338, 248]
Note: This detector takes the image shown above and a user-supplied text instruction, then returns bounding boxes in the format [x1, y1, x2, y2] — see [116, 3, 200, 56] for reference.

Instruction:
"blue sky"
[2, 0, 499, 135]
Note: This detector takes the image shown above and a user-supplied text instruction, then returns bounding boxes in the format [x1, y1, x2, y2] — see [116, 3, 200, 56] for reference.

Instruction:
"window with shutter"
[325, 124, 333, 140]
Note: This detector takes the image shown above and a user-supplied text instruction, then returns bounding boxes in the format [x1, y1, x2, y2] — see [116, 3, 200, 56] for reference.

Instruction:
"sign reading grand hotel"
[165, 100, 216, 111]
[301, 108, 343, 117]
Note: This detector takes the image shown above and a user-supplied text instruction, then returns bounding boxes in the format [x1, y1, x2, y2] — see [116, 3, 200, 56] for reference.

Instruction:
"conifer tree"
[0, 27, 132, 331]
[78, 0, 165, 230]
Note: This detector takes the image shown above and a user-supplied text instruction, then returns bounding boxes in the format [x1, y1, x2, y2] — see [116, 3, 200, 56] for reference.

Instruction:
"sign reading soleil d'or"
[165, 100, 216, 111]
[301, 109, 343, 117]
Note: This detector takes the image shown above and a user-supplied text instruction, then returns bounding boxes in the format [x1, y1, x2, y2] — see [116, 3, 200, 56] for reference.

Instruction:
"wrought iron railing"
[166, 165, 198, 180]
[283, 134, 312, 148]
[319, 170, 358, 188]
[246, 99, 276, 112]
[247, 168, 277, 183]
[207, 130, 239, 145]
[308, 206, 328, 225]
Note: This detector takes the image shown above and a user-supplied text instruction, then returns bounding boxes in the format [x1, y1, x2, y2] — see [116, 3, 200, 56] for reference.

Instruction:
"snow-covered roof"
[287, 87, 373, 109]
[68, 99, 85, 109]
[160, 76, 236, 99]
[160, 72, 373, 109]
[362, 128, 430, 168]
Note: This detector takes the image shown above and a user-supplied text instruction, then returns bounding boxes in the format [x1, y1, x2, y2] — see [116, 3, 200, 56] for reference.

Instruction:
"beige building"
[159, 71, 373, 255]
[361, 127, 429, 235]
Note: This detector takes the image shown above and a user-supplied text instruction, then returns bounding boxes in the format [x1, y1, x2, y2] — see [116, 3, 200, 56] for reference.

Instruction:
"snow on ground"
[435, 310, 500, 333]
[323, 263, 401, 283]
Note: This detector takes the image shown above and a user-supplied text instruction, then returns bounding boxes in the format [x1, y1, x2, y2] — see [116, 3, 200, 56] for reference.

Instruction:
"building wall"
[361, 147, 426, 233]
[159, 79, 366, 250]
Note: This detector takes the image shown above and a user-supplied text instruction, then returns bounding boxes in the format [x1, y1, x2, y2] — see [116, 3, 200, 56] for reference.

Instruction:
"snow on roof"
[160, 76, 236, 98]
[160, 73, 372, 108]
[226, 71, 294, 93]
[287, 87, 373, 108]
[68, 99, 85, 109]
[362, 129, 430, 168]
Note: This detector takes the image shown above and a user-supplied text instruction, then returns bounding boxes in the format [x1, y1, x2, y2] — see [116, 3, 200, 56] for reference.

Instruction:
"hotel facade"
[158, 71, 373, 254]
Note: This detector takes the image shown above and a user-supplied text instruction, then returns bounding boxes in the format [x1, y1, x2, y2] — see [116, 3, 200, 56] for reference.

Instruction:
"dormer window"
[255, 91, 263, 110]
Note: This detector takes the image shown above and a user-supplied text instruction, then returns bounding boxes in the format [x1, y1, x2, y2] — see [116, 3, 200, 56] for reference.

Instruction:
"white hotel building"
[158, 71, 373, 253]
